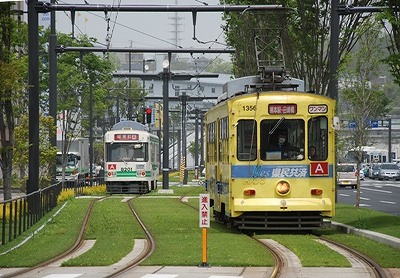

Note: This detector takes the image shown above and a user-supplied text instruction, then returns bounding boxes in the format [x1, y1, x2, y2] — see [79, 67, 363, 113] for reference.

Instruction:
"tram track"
[178, 194, 390, 278]
[178, 194, 284, 278]
[105, 197, 155, 277]
[2, 196, 156, 278]
[2, 194, 391, 277]
[317, 236, 389, 278]
[2, 197, 103, 278]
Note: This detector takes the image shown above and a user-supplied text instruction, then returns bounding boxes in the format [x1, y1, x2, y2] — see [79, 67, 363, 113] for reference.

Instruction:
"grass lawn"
[0, 188, 399, 268]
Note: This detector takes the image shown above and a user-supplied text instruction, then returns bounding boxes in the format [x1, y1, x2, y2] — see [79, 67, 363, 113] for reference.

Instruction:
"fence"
[0, 176, 105, 246]
[0, 183, 62, 246]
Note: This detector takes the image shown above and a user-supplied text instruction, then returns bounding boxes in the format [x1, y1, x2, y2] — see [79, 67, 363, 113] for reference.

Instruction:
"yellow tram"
[204, 75, 336, 230]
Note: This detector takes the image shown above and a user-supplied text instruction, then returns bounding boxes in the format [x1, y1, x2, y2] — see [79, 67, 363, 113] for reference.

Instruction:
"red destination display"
[114, 134, 139, 141]
[268, 104, 297, 114]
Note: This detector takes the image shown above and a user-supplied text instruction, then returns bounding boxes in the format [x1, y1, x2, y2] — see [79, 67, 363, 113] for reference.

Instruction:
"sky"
[42, 0, 231, 61]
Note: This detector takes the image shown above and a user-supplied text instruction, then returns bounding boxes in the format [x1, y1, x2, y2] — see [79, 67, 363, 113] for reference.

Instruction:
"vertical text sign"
[199, 194, 210, 228]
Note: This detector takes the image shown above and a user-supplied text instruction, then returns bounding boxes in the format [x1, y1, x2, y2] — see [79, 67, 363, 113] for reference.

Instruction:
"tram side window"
[261, 119, 304, 161]
[237, 120, 257, 161]
[206, 122, 217, 163]
[308, 116, 328, 160]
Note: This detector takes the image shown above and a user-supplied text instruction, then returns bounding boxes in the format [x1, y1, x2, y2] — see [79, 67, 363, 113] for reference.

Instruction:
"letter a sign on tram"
[310, 162, 329, 176]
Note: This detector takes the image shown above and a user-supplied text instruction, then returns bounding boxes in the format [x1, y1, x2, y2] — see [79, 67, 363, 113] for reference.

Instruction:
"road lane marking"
[361, 187, 392, 194]
[141, 275, 178, 278]
[42, 275, 82, 278]
[379, 200, 397, 205]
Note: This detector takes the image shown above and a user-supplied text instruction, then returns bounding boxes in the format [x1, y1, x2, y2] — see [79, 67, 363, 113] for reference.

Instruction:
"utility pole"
[27, 0, 40, 213]
[162, 57, 171, 189]
[49, 0, 57, 184]
[194, 108, 199, 180]
[179, 92, 189, 185]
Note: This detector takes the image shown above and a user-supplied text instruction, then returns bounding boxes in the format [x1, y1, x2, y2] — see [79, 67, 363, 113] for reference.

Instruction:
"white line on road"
[379, 200, 397, 205]
[361, 187, 392, 194]
[339, 194, 350, 197]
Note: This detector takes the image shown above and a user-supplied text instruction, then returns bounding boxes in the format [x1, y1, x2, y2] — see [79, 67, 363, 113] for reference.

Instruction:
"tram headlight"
[276, 180, 290, 195]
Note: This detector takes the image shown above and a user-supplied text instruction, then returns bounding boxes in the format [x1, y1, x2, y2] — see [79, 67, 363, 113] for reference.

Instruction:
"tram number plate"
[308, 105, 328, 114]
[121, 167, 133, 172]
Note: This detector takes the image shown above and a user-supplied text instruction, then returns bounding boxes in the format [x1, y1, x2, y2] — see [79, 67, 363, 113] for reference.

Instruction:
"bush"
[57, 189, 75, 204]
[82, 185, 107, 195]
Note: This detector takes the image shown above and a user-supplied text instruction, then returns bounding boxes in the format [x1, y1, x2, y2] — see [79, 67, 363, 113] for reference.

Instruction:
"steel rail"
[319, 237, 388, 278]
[2, 197, 104, 278]
[106, 198, 155, 277]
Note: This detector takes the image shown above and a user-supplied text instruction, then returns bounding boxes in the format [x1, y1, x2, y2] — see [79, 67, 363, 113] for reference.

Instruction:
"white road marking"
[209, 276, 243, 278]
[141, 275, 178, 278]
[362, 187, 392, 194]
[41, 275, 82, 278]
[379, 200, 397, 205]
[360, 197, 370, 200]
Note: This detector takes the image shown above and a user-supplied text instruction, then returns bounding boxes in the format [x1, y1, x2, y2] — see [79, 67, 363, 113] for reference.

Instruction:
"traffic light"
[146, 107, 152, 124]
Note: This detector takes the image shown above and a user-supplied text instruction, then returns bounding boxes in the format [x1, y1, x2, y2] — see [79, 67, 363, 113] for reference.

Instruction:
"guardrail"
[1, 176, 105, 246]
[0, 183, 62, 246]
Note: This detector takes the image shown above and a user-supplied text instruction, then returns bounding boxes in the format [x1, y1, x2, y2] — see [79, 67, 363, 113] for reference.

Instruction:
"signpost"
[199, 194, 210, 267]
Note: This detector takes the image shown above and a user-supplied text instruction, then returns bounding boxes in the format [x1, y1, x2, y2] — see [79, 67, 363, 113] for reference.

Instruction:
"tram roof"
[218, 75, 305, 103]
[111, 120, 148, 131]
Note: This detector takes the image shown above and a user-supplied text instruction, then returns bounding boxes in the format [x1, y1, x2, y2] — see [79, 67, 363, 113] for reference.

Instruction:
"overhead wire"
[57, 0, 181, 48]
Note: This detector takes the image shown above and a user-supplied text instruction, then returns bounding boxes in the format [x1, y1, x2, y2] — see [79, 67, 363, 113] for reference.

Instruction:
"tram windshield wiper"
[269, 117, 285, 135]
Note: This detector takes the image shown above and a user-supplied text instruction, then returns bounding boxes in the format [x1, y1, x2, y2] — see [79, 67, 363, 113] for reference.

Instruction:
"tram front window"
[107, 143, 148, 162]
[261, 119, 304, 161]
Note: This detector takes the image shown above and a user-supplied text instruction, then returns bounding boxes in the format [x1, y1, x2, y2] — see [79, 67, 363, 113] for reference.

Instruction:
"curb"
[327, 221, 400, 249]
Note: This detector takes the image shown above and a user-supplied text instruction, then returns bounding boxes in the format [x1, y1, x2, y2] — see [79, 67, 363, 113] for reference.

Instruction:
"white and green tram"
[104, 121, 159, 194]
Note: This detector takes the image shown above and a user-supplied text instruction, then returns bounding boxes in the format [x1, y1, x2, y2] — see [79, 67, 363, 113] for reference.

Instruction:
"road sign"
[199, 194, 210, 228]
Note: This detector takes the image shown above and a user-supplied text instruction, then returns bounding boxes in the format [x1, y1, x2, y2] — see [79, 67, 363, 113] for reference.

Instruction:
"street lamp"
[162, 58, 170, 189]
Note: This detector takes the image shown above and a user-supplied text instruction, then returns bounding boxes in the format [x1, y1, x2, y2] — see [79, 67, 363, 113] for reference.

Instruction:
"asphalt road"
[337, 178, 400, 216]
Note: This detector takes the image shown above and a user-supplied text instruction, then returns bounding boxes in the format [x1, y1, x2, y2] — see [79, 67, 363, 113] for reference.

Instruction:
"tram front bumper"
[233, 197, 333, 214]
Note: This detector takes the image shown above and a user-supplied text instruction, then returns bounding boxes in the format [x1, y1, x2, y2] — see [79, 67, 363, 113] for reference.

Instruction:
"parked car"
[337, 163, 358, 189]
[378, 163, 400, 180]
[369, 163, 381, 179]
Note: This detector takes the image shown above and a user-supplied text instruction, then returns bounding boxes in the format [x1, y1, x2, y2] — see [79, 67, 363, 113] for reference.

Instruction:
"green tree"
[55, 33, 114, 181]
[338, 20, 391, 207]
[222, 0, 376, 95]
[13, 114, 58, 189]
[204, 58, 233, 74]
[377, 0, 400, 86]
[0, 3, 25, 200]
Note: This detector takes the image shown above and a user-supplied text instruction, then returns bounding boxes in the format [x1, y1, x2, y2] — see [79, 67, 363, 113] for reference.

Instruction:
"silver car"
[337, 164, 358, 189]
[378, 163, 400, 181]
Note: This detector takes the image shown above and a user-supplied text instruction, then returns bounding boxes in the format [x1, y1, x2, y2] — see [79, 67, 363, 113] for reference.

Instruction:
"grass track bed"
[0, 190, 399, 269]
[0, 198, 92, 267]
[131, 197, 275, 266]
[254, 233, 350, 267]
[63, 197, 146, 266]
[316, 230, 400, 268]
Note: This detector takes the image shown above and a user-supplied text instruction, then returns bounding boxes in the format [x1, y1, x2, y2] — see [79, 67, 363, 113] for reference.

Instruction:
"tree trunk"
[0, 4, 15, 201]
